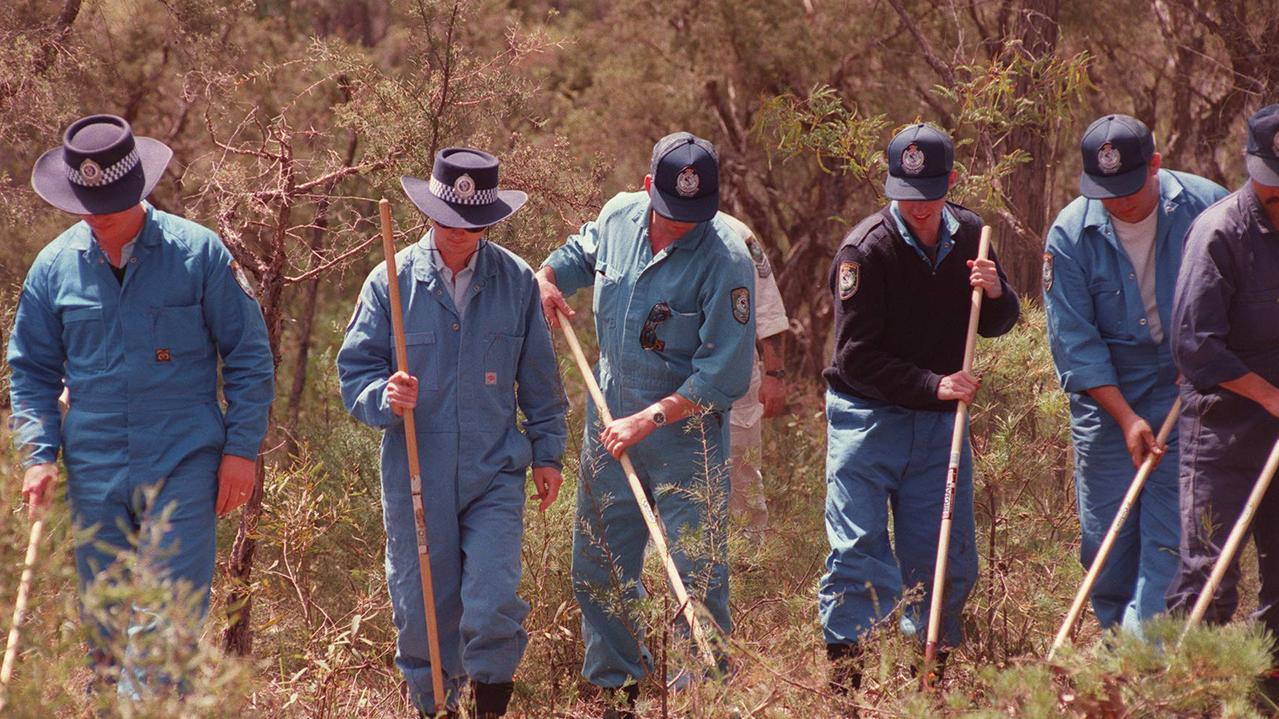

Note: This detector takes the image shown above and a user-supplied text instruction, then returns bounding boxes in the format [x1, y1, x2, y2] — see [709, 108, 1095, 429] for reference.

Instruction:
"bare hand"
[536, 268, 574, 329]
[386, 371, 419, 416]
[1122, 416, 1161, 468]
[216, 454, 257, 518]
[599, 414, 657, 459]
[937, 370, 982, 405]
[531, 466, 563, 512]
[760, 375, 786, 418]
[22, 463, 57, 519]
[967, 258, 1003, 299]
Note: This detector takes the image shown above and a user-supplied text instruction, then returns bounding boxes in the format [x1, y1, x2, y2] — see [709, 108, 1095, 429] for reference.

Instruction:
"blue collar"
[628, 199, 710, 253]
[1082, 169, 1187, 230]
[414, 230, 497, 282]
[68, 203, 161, 252]
[889, 201, 960, 267]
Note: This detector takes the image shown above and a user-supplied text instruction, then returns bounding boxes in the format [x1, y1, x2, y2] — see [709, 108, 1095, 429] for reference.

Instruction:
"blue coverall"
[821, 202, 1020, 649]
[541, 191, 755, 688]
[336, 234, 567, 713]
[1044, 169, 1227, 630]
[1164, 184, 1279, 642]
[7, 205, 274, 643]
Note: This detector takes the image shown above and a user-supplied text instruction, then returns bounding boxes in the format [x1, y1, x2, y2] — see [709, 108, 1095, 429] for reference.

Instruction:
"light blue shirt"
[889, 202, 960, 269]
[425, 231, 478, 321]
[1043, 169, 1228, 393]
[542, 191, 756, 416]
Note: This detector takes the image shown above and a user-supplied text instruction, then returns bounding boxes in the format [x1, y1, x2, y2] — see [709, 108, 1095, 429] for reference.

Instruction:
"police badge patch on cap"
[676, 166, 700, 198]
[1097, 143, 1122, 175]
[1042, 252, 1054, 292]
[901, 144, 926, 176]
[731, 287, 751, 325]
[230, 259, 257, 300]
[838, 261, 860, 300]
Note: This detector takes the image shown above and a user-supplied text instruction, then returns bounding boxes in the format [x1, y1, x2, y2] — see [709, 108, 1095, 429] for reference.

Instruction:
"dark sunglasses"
[640, 303, 672, 351]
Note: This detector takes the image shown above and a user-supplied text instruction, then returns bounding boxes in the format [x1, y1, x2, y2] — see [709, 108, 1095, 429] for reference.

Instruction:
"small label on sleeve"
[1042, 252, 1054, 292]
[731, 287, 751, 325]
[838, 261, 860, 300]
[230, 260, 257, 300]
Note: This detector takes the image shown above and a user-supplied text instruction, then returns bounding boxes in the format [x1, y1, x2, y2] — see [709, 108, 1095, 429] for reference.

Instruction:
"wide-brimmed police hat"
[401, 148, 527, 230]
[31, 114, 173, 216]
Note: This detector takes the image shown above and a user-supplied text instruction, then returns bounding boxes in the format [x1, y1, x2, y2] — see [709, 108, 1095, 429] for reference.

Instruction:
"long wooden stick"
[921, 225, 991, 690]
[1178, 434, 1279, 645]
[1048, 396, 1182, 660]
[0, 512, 45, 712]
[554, 310, 718, 667]
[379, 199, 447, 714]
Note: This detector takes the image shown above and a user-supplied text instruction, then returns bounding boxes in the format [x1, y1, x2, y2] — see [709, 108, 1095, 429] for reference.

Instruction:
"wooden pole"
[0, 512, 45, 712]
[1179, 435, 1279, 645]
[921, 225, 991, 690]
[1048, 396, 1182, 660]
[554, 310, 718, 667]
[379, 199, 447, 714]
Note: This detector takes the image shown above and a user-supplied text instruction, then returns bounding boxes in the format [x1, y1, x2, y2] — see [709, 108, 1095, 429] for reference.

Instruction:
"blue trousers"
[380, 432, 530, 714]
[62, 403, 224, 646]
[1068, 380, 1180, 630]
[570, 401, 731, 689]
[819, 389, 976, 648]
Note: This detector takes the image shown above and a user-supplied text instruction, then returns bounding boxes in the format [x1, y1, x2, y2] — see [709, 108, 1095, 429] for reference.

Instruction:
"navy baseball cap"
[1245, 104, 1279, 187]
[1079, 115, 1155, 199]
[648, 132, 719, 223]
[884, 124, 953, 201]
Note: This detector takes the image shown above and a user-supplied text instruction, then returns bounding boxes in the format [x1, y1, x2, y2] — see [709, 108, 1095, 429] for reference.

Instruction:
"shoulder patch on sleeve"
[745, 235, 772, 278]
[838, 261, 860, 300]
[230, 259, 257, 300]
[1041, 252, 1053, 292]
[731, 287, 751, 325]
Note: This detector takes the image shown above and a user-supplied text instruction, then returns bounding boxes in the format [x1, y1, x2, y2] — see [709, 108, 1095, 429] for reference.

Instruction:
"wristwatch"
[765, 369, 787, 379]
[651, 410, 667, 427]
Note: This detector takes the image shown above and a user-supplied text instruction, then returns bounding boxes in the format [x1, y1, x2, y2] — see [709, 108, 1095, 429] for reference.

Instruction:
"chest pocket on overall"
[484, 333, 525, 396]
[152, 305, 212, 362]
[593, 261, 622, 326]
[1230, 286, 1279, 352]
[656, 303, 701, 357]
[62, 306, 108, 374]
[404, 331, 440, 391]
[1089, 281, 1129, 339]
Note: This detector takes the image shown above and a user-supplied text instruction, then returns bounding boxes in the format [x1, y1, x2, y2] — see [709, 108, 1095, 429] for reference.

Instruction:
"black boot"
[826, 643, 863, 695]
[473, 680, 515, 718]
[600, 683, 639, 719]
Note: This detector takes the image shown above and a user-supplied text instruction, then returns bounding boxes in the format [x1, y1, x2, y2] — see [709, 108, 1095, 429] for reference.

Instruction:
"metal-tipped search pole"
[1048, 396, 1182, 660]
[554, 309, 718, 667]
[1179, 435, 1279, 645]
[0, 510, 46, 711]
[922, 225, 991, 690]
[379, 199, 447, 713]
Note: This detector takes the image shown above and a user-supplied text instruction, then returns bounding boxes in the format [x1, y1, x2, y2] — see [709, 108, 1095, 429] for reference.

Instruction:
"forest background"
[1, 0, 1277, 716]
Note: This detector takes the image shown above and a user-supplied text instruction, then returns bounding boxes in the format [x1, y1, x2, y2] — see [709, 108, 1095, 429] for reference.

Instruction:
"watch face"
[653, 411, 666, 426]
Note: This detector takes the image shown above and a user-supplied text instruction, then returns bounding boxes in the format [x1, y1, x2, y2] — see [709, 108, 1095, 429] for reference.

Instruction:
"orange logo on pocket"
[485, 371, 497, 385]
[155, 348, 171, 362]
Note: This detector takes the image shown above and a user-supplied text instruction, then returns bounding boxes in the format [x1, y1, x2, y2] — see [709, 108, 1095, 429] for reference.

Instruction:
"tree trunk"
[996, 0, 1061, 297]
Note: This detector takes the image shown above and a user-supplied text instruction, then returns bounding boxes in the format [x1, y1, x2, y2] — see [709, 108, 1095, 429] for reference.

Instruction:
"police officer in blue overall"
[1043, 115, 1227, 632]
[8, 115, 274, 685]
[536, 132, 755, 716]
[1164, 105, 1279, 700]
[337, 148, 567, 719]
[821, 124, 1020, 693]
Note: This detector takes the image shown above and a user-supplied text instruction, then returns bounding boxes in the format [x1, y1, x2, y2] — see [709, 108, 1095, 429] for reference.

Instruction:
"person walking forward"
[8, 114, 274, 689]
[1043, 114, 1226, 631]
[537, 132, 755, 716]
[821, 124, 1020, 692]
[337, 148, 567, 718]
[1163, 104, 1279, 700]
